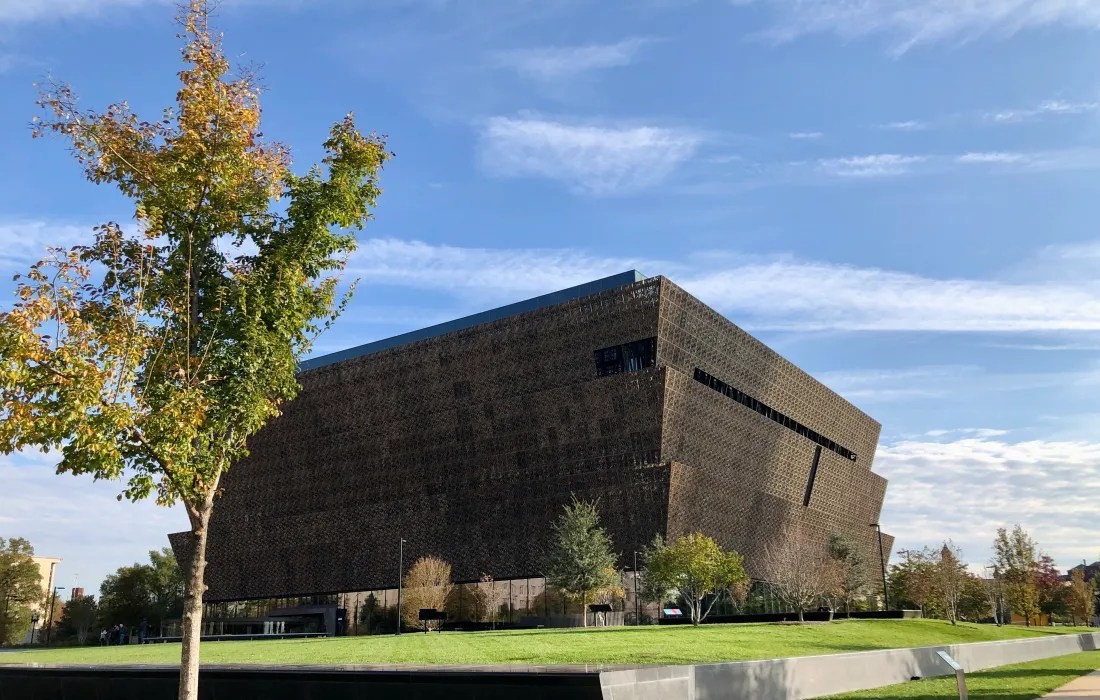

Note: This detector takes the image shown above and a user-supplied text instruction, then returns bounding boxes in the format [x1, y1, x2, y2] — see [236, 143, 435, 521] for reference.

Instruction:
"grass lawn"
[826, 650, 1100, 699]
[3, 620, 1094, 668]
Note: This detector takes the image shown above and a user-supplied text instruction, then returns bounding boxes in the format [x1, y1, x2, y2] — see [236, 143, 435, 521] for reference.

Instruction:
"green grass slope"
[827, 650, 1100, 699]
[4, 620, 1092, 668]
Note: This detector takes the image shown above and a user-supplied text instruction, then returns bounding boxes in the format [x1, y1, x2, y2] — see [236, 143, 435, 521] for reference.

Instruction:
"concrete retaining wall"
[600, 631, 1100, 700]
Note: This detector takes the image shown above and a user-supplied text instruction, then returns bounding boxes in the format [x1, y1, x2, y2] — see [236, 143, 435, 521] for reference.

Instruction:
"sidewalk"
[1042, 671, 1100, 698]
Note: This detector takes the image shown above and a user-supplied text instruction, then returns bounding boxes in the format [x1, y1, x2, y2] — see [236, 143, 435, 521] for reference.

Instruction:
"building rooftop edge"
[299, 270, 647, 372]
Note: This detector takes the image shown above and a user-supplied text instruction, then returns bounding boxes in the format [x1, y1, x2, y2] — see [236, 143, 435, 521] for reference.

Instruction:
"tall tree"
[545, 496, 619, 627]
[643, 533, 747, 626]
[57, 595, 98, 645]
[985, 566, 1006, 626]
[1035, 555, 1068, 620]
[934, 542, 969, 625]
[761, 522, 841, 623]
[0, 537, 43, 646]
[957, 573, 990, 622]
[993, 526, 1040, 626]
[828, 533, 868, 617]
[98, 565, 152, 629]
[889, 548, 939, 617]
[1069, 568, 1094, 626]
[147, 547, 185, 632]
[0, 3, 388, 697]
[98, 548, 184, 634]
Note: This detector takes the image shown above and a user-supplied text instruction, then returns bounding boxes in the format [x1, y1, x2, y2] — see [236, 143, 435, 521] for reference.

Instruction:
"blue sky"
[1, 0, 1099, 593]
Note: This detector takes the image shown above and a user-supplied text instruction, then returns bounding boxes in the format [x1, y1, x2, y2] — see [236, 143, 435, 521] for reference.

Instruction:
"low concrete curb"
[599, 631, 1100, 699]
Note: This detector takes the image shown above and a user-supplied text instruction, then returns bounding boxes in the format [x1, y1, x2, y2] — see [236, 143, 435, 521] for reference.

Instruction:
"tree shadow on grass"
[978, 667, 1096, 680]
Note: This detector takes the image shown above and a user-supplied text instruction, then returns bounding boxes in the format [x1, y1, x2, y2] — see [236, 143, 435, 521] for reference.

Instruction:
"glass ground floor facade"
[189, 576, 869, 637]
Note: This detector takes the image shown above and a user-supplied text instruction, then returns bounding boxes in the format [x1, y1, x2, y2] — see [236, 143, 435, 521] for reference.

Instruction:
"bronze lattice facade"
[170, 272, 892, 602]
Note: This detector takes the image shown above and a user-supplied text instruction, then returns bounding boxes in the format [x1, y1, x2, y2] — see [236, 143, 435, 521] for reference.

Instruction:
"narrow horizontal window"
[693, 367, 857, 462]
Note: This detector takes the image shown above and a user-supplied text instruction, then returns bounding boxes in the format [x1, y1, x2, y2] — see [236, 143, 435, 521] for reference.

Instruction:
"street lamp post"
[30, 611, 40, 645]
[870, 524, 889, 612]
[44, 586, 65, 647]
[396, 538, 406, 636]
[633, 551, 641, 626]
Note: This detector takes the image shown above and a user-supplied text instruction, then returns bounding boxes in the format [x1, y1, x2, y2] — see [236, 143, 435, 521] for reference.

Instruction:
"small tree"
[889, 549, 938, 617]
[1036, 555, 1068, 621]
[727, 580, 751, 614]
[402, 556, 453, 631]
[827, 534, 868, 617]
[934, 542, 969, 625]
[643, 533, 747, 626]
[0, 3, 388, 697]
[761, 523, 840, 622]
[957, 573, 990, 622]
[480, 574, 507, 629]
[0, 537, 42, 646]
[1070, 569, 1094, 626]
[545, 496, 619, 627]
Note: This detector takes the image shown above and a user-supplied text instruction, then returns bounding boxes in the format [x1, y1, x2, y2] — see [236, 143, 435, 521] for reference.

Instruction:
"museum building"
[169, 271, 893, 634]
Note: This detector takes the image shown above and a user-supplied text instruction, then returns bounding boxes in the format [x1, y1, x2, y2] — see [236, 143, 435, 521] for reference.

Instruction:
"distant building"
[22, 556, 60, 644]
[1065, 562, 1100, 583]
[170, 272, 892, 633]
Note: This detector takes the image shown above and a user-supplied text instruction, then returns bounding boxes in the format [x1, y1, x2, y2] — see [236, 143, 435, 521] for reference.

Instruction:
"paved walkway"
[1042, 671, 1100, 698]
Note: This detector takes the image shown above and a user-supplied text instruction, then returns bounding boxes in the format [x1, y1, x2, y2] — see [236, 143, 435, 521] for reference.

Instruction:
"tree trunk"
[581, 590, 587, 627]
[178, 505, 212, 700]
[797, 607, 804, 623]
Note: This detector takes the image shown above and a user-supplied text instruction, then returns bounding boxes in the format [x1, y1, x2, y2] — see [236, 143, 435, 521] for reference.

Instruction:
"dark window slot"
[693, 367, 857, 462]
[803, 446, 822, 507]
[595, 337, 657, 377]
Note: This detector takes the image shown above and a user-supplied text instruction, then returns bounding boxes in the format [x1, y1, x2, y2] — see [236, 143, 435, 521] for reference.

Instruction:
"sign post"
[936, 651, 968, 700]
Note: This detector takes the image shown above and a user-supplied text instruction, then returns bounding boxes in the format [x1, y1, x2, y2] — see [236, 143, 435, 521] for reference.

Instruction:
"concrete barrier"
[600, 631, 1100, 699]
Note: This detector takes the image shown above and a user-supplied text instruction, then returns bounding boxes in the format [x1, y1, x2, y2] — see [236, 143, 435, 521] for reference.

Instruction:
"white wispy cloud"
[924, 428, 1009, 438]
[957, 151, 1028, 164]
[788, 131, 823, 140]
[815, 364, 1100, 404]
[494, 38, 654, 80]
[1047, 241, 1100, 259]
[986, 99, 1099, 124]
[345, 237, 1100, 333]
[349, 238, 660, 301]
[876, 435, 1100, 570]
[808, 148, 1100, 181]
[0, 450, 186, 596]
[736, 0, 1100, 55]
[0, 220, 93, 266]
[880, 120, 928, 131]
[478, 115, 701, 194]
[816, 154, 925, 177]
